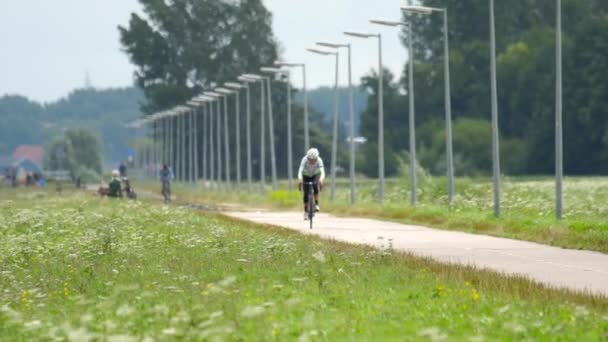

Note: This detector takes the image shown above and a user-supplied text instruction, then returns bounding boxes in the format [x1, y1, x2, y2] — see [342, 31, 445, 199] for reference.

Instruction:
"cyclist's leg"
[312, 175, 320, 211]
[302, 176, 312, 212]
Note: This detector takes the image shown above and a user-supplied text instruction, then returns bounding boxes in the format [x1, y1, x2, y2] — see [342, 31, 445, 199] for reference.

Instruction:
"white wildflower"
[241, 305, 265, 318]
[312, 251, 326, 263]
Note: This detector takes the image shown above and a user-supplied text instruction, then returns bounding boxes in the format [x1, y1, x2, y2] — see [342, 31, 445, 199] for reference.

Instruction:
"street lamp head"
[275, 61, 303, 67]
[187, 101, 200, 107]
[370, 19, 404, 27]
[306, 47, 336, 56]
[242, 73, 264, 80]
[238, 76, 258, 83]
[204, 91, 221, 98]
[225, 82, 245, 89]
[401, 5, 436, 15]
[194, 95, 214, 102]
[215, 88, 234, 95]
[316, 42, 348, 49]
[260, 66, 285, 74]
[343, 31, 376, 39]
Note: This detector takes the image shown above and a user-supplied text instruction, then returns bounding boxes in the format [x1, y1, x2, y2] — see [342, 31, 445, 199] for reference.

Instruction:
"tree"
[119, 0, 279, 113]
[44, 128, 103, 180]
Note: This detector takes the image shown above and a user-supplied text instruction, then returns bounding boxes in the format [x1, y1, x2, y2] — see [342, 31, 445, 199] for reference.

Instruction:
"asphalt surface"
[224, 211, 608, 297]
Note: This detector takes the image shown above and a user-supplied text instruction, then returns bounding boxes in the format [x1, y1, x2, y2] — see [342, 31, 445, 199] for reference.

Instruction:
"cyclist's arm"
[297, 158, 305, 181]
[318, 158, 326, 182]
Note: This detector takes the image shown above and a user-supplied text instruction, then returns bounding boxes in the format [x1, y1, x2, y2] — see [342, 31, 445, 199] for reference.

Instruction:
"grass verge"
[1, 193, 608, 339]
[151, 176, 608, 254]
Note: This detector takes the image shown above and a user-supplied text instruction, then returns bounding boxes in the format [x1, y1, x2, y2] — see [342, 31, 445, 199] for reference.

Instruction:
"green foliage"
[44, 128, 103, 179]
[0, 88, 143, 163]
[119, 0, 278, 113]
[356, 0, 608, 176]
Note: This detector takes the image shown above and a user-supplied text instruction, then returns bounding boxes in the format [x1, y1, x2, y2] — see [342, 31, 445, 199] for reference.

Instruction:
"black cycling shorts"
[302, 175, 319, 203]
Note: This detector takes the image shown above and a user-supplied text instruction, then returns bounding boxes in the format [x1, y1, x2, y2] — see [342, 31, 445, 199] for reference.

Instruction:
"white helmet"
[111, 170, 120, 177]
[306, 148, 319, 160]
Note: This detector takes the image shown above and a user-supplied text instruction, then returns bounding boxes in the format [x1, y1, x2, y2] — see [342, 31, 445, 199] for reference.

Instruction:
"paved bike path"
[224, 211, 608, 297]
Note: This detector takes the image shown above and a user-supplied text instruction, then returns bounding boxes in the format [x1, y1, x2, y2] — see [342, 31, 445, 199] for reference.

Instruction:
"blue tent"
[12, 158, 44, 175]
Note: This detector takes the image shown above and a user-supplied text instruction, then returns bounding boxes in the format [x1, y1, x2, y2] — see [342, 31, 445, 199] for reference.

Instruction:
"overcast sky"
[0, 0, 409, 103]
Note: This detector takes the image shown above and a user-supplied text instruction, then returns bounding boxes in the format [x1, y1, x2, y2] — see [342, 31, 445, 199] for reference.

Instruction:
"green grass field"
[2, 191, 608, 340]
[163, 176, 608, 254]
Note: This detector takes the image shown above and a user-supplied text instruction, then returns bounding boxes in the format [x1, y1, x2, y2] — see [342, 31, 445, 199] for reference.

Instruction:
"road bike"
[302, 181, 316, 230]
[161, 180, 171, 204]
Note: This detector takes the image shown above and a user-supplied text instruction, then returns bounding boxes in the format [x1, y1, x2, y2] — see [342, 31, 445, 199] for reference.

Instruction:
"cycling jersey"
[297, 157, 325, 181]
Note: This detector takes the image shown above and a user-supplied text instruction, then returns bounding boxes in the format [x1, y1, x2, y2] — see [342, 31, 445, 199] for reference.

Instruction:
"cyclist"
[159, 164, 174, 203]
[107, 170, 123, 198]
[297, 148, 325, 220]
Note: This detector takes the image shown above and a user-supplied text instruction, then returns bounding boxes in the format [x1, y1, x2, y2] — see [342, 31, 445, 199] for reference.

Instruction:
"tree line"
[120, 0, 608, 179]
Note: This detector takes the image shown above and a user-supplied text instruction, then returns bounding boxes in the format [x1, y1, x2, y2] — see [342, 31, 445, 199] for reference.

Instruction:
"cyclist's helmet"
[111, 170, 120, 177]
[306, 148, 319, 161]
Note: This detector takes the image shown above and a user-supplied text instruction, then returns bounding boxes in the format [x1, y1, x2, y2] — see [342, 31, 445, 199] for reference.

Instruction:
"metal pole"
[246, 84, 253, 191]
[443, 10, 455, 205]
[287, 73, 294, 191]
[202, 105, 207, 185]
[169, 116, 173, 173]
[556, 0, 563, 219]
[153, 120, 159, 177]
[223, 95, 231, 191]
[378, 34, 385, 202]
[181, 113, 187, 182]
[164, 117, 169, 168]
[347, 44, 356, 204]
[490, 0, 501, 217]
[260, 80, 266, 191]
[266, 78, 278, 190]
[330, 52, 340, 201]
[408, 24, 417, 207]
[209, 102, 215, 188]
[193, 109, 199, 183]
[235, 91, 242, 192]
[190, 110, 195, 182]
[303, 64, 310, 151]
[216, 100, 222, 190]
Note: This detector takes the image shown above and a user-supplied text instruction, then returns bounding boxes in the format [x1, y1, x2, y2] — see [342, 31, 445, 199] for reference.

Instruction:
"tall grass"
[1, 194, 608, 339]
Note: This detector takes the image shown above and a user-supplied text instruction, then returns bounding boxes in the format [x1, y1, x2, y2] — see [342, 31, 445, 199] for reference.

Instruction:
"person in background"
[119, 162, 127, 178]
[107, 170, 123, 198]
[159, 164, 174, 203]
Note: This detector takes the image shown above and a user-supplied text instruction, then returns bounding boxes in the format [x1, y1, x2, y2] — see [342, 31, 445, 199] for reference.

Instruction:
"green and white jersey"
[297, 157, 325, 181]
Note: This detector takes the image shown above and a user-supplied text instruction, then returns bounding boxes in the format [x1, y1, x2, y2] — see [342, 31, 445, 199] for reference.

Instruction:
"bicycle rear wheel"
[307, 192, 314, 230]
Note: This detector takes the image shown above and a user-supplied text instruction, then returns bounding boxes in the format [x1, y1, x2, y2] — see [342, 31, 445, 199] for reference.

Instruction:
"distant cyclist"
[297, 148, 325, 220]
[107, 170, 123, 198]
[159, 164, 174, 203]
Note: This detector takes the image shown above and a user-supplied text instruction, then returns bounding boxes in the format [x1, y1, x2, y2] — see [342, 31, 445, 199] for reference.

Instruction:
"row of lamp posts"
[132, 1, 563, 219]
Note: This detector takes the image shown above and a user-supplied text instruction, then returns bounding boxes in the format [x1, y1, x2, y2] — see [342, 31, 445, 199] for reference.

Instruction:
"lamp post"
[194, 95, 214, 186]
[401, 6, 455, 205]
[489, 0, 501, 218]
[258, 70, 279, 191]
[238, 75, 257, 192]
[205, 92, 223, 190]
[555, 0, 563, 220]
[307, 47, 340, 201]
[317, 41, 356, 204]
[216, 88, 234, 191]
[276, 61, 309, 152]
[187, 101, 199, 183]
[344, 30, 385, 202]
[244, 74, 267, 191]
[369, 20, 417, 207]
[226, 82, 247, 192]
[261, 67, 295, 191]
